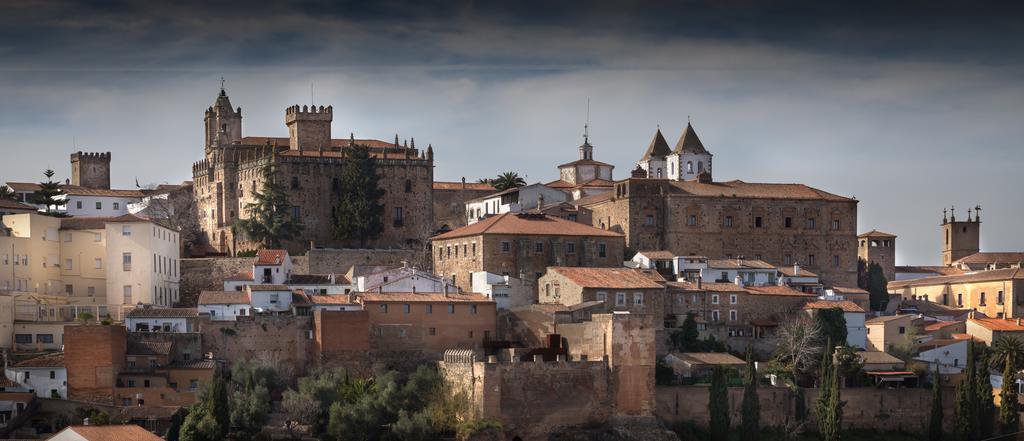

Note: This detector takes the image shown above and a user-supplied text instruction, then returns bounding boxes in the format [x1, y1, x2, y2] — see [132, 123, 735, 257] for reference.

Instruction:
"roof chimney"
[793, 264, 801, 276]
[734, 275, 744, 288]
[697, 275, 702, 290]
[1017, 318, 1021, 327]
[968, 311, 975, 320]
[83, 418, 90, 426]
[537, 193, 545, 210]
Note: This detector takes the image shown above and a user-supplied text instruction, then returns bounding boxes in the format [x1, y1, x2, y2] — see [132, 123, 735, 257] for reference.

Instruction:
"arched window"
[686, 161, 693, 173]
[656, 168, 662, 178]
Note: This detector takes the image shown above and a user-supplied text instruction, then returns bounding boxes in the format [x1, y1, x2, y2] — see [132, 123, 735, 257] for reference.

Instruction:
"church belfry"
[941, 205, 981, 266]
[204, 85, 242, 153]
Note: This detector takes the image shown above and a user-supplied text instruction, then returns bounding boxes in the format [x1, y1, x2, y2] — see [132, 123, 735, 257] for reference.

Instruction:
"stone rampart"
[198, 315, 314, 381]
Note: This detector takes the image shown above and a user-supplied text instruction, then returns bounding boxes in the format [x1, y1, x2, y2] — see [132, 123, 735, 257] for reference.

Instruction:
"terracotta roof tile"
[60, 213, 157, 230]
[56, 425, 164, 441]
[0, 376, 21, 388]
[831, 286, 868, 295]
[255, 249, 288, 266]
[126, 308, 199, 318]
[672, 123, 710, 155]
[803, 300, 864, 313]
[225, 271, 254, 282]
[60, 185, 144, 198]
[708, 259, 775, 269]
[198, 290, 250, 305]
[924, 320, 963, 332]
[247, 284, 291, 291]
[858, 230, 897, 238]
[865, 314, 913, 325]
[359, 292, 493, 303]
[674, 352, 745, 365]
[637, 250, 674, 260]
[308, 294, 356, 305]
[889, 268, 1024, 289]
[669, 179, 855, 202]
[557, 158, 614, 169]
[432, 212, 622, 240]
[895, 265, 965, 276]
[667, 281, 746, 293]
[745, 285, 816, 297]
[954, 252, 1024, 265]
[127, 341, 172, 356]
[858, 351, 904, 365]
[0, 199, 36, 211]
[969, 317, 1024, 332]
[546, 179, 575, 189]
[5, 182, 41, 192]
[778, 266, 818, 278]
[547, 267, 664, 289]
[12, 352, 64, 368]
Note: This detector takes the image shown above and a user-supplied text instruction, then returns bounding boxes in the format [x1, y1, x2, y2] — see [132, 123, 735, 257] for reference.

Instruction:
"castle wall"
[197, 315, 313, 381]
[432, 184, 496, 232]
[70, 152, 111, 190]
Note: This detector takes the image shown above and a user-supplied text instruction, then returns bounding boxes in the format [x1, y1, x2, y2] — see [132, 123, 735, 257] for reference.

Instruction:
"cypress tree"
[954, 376, 971, 441]
[816, 340, 841, 441]
[237, 161, 303, 248]
[331, 145, 385, 247]
[928, 364, 944, 441]
[965, 339, 980, 441]
[999, 353, 1020, 435]
[709, 366, 731, 441]
[865, 262, 889, 311]
[210, 373, 230, 439]
[741, 347, 760, 441]
[977, 351, 995, 439]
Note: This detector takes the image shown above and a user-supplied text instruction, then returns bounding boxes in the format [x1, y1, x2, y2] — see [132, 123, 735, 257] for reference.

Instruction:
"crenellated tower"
[285, 105, 332, 150]
[204, 87, 242, 154]
[70, 151, 111, 189]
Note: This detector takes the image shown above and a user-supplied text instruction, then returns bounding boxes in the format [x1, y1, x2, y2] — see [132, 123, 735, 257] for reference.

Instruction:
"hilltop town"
[1, 87, 1022, 441]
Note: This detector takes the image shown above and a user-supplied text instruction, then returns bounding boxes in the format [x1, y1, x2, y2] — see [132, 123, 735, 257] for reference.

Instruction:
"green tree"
[991, 336, 1024, 371]
[0, 184, 15, 201]
[331, 145, 385, 247]
[741, 347, 760, 441]
[672, 312, 701, 352]
[833, 345, 865, 387]
[954, 374, 971, 441]
[865, 262, 889, 311]
[977, 350, 995, 439]
[814, 308, 848, 347]
[210, 373, 230, 439]
[179, 375, 229, 441]
[227, 360, 275, 438]
[999, 353, 1020, 436]
[815, 340, 841, 441]
[491, 171, 526, 191]
[928, 365, 944, 441]
[656, 358, 676, 386]
[236, 161, 303, 248]
[166, 407, 188, 441]
[32, 169, 66, 214]
[708, 366, 731, 441]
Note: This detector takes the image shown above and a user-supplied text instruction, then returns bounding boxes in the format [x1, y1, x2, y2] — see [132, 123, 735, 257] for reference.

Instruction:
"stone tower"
[285, 105, 332, 150]
[942, 205, 981, 266]
[666, 122, 713, 181]
[70, 151, 111, 189]
[204, 88, 242, 154]
[858, 230, 896, 281]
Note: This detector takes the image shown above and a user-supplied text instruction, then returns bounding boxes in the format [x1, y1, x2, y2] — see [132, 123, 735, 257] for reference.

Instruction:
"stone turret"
[70, 151, 111, 189]
[204, 88, 242, 151]
[285, 105, 332, 150]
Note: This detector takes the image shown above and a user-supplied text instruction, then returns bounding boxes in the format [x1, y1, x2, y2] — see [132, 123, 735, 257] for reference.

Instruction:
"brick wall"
[65, 325, 126, 403]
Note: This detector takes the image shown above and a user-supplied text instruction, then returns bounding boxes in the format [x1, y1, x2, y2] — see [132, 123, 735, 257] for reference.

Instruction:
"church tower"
[666, 123, 712, 181]
[941, 205, 981, 266]
[204, 86, 242, 154]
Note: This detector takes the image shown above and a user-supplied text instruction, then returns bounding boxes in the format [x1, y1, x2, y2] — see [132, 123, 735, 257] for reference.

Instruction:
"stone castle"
[192, 88, 434, 255]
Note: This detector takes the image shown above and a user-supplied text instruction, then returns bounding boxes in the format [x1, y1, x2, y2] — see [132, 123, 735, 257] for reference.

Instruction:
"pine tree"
[977, 350, 995, 439]
[331, 145, 384, 247]
[928, 364, 944, 441]
[709, 366, 731, 441]
[741, 347, 760, 441]
[32, 169, 66, 214]
[816, 340, 841, 441]
[236, 161, 303, 248]
[999, 353, 1020, 435]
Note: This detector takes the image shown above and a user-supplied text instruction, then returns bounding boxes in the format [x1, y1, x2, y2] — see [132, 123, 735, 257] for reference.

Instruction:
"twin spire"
[640, 122, 707, 159]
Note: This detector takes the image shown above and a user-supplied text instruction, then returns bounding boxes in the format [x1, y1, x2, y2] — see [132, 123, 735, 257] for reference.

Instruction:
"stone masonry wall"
[198, 316, 314, 381]
[179, 256, 308, 307]
[307, 247, 426, 274]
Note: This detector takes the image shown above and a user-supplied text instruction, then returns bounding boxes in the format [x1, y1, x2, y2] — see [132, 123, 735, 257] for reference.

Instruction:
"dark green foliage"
[656, 358, 676, 385]
[865, 262, 889, 311]
[491, 171, 526, 191]
[954, 375, 970, 441]
[795, 386, 808, 422]
[179, 373, 229, 441]
[32, 169, 66, 214]
[741, 347, 760, 441]
[991, 336, 1024, 371]
[0, 184, 15, 201]
[331, 146, 384, 247]
[228, 360, 276, 437]
[671, 313, 728, 353]
[166, 407, 188, 441]
[928, 365, 943, 441]
[816, 340, 841, 441]
[976, 351, 995, 439]
[74, 407, 110, 426]
[999, 353, 1020, 435]
[814, 308, 848, 347]
[834, 345, 866, 387]
[236, 161, 303, 248]
[708, 366, 730, 441]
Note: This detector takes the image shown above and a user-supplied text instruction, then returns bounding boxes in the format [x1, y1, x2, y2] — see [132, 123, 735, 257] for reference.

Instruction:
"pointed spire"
[349, 132, 355, 146]
[640, 128, 672, 160]
[410, 137, 415, 149]
[394, 134, 400, 148]
[673, 122, 709, 155]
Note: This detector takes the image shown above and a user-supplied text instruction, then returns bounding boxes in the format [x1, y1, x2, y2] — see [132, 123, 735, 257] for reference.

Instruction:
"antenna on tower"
[311, 82, 315, 106]
[584, 98, 590, 144]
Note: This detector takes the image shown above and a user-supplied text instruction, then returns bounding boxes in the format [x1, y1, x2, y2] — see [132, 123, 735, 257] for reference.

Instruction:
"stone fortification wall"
[656, 385, 955, 433]
[198, 316, 314, 381]
[179, 256, 308, 306]
[307, 247, 426, 274]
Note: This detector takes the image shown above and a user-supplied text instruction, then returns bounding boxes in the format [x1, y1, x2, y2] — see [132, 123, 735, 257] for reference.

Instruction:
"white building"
[803, 300, 868, 349]
[124, 307, 198, 332]
[295, 294, 361, 313]
[198, 290, 251, 321]
[673, 256, 777, 286]
[222, 249, 349, 294]
[354, 266, 445, 293]
[247, 285, 292, 313]
[59, 187, 143, 217]
[915, 339, 968, 374]
[665, 123, 713, 181]
[465, 183, 569, 224]
[470, 271, 533, 310]
[98, 215, 180, 307]
[4, 352, 67, 399]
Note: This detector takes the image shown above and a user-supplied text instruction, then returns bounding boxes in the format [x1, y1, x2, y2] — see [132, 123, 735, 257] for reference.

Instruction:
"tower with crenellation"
[70, 151, 111, 189]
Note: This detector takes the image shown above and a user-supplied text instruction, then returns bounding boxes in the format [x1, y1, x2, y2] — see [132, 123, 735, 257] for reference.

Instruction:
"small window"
[784, 217, 792, 228]
[470, 305, 478, 314]
[501, 241, 511, 252]
[754, 216, 763, 228]
[95, 202, 102, 210]
[806, 218, 816, 229]
[833, 255, 840, 267]
[426, 304, 433, 314]
[958, 293, 963, 306]
[730, 294, 737, 304]
[565, 242, 576, 254]
[403, 304, 410, 314]
[379, 304, 388, 313]
[980, 292, 987, 306]
[429, 327, 436, 336]
[645, 215, 654, 226]
[687, 215, 697, 226]
[448, 304, 455, 314]
[808, 254, 815, 266]
[404, 179, 412, 193]
[724, 216, 733, 227]
[122, 226, 131, 236]
[729, 310, 737, 321]
[598, 243, 607, 258]
[634, 293, 644, 305]
[712, 294, 720, 304]
[832, 219, 840, 230]
[784, 254, 793, 265]
[898, 326, 906, 334]
[291, 176, 299, 189]
[535, 242, 544, 253]
[596, 291, 607, 302]
[76, 201, 82, 209]
[616, 292, 626, 306]
[113, 202, 120, 210]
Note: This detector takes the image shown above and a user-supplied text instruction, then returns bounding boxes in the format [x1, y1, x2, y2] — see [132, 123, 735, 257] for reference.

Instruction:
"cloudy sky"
[2, 0, 1022, 265]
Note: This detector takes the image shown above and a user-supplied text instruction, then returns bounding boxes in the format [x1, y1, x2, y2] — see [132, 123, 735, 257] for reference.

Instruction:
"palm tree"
[0, 184, 15, 201]
[492, 172, 526, 191]
[991, 336, 1024, 371]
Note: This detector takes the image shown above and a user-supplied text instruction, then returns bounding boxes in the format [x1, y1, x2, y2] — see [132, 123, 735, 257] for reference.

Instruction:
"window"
[448, 304, 455, 314]
[501, 241, 511, 253]
[37, 334, 54, 343]
[712, 294, 720, 304]
[426, 304, 433, 314]
[292, 206, 300, 219]
[403, 304, 410, 313]
[122, 284, 132, 303]
[730, 294, 737, 304]
[565, 243, 576, 254]
[754, 216, 763, 228]
[429, 327, 436, 336]
[535, 242, 544, 253]
[14, 334, 31, 344]
[634, 292, 644, 305]
[394, 207, 403, 226]
[724, 216, 733, 227]
[374, 327, 383, 337]
[404, 179, 412, 193]
[686, 161, 693, 173]
[958, 293, 963, 306]
[808, 254, 815, 266]
[832, 219, 840, 230]
[980, 292, 987, 306]
[616, 292, 626, 306]
[95, 258, 102, 269]
[470, 305, 478, 314]
[123, 252, 132, 271]
[784, 217, 792, 228]
[784, 254, 793, 265]
[998, 291, 1004, 305]
[65, 259, 72, 270]
[94, 232, 101, 242]
[65, 284, 73, 295]
[50, 371, 56, 379]
[87, 286, 95, 295]
[833, 255, 840, 267]
[113, 202, 120, 210]
[95, 201, 102, 209]
[898, 326, 906, 334]
[712, 310, 720, 322]
[729, 310, 737, 321]
[122, 226, 131, 236]
[598, 243, 607, 258]
[379, 304, 388, 313]
[596, 291, 607, 302]
[806, 218, 816, 229]
[76, 201, 82, 209]
[687, 215, 697, 226]
[290, 176, 299, 189]
[398, 329, 407, 338]
[645, 215, 654, 225]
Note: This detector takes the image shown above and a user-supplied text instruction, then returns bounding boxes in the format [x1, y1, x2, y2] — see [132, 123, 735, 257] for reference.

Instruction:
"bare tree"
[773, 318, 824, 381]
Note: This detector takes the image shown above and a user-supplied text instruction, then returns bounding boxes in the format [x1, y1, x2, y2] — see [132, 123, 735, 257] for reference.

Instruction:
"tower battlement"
[285, 105, 333, 150]
[70, 151, 111, 189]
[285, 104, 333, 121]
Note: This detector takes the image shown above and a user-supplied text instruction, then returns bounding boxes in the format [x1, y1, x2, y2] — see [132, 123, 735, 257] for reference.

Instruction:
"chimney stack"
[794, 264, 801, 276]
[734, 275, 744, 288]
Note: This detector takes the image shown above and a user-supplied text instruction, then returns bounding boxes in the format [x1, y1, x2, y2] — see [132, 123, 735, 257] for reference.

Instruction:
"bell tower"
[204, 84, 242, 155]
[941, 205, 981, 266]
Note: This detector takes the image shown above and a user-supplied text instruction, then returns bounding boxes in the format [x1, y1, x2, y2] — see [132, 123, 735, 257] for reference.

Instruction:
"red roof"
[954, 252, 1024, 265]
[669, 179, 855, 202]
[5, 182, 41, 192]
[239, 136, 395, 149]
[667, 281, 747, 293]
[255, 249, 288, 266]
[969, 317, 1024, 332]
[359, 292, 493, 303]
[745, 285, 817, 297]
[60, 185, 144, 198]
[60, 213, 160, 230]
[0, 199, 37, 211]
[198, 290, 250, 305]
[546, 267, 665, 289]
[12, 352, 65, 368]
[858, 230, 897, 238]
[55, 425, 164, 441]
[924, 320, 963, 332]
[803, 300, 864, 313]
[432, 212, 622, 240]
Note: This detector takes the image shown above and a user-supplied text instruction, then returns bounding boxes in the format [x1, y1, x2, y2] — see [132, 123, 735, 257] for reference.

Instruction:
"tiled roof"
[57, 425, 165, 441]
[637, 250, 674, 260]
[60, 213, 156, 230]
[248, 284, 291, 291]
[126, 307, 199, 318]
[924, 320, 963, 332]
[225, 271, 254, 282]
[858, 230, 897, 238]
[858, 351, 904, 365]
[640, 129, 672, 160]
[60, 185, 144, 198]
[308, 294, 356, 305]
[546, 267, 664, 289]
[917, 338, 965, 352]
[168, 360, 217, 369]
[255, 249, 288, 266]
[432, 212, 622, 240]
[557, 158, 614, 169]
[6, 182, 41, 192]
[579, 178, 614, 187]
[359, 292, 492, 303]
[672, 123, 710, 155]
[127, 341, 172, 356]
[571, 191, 614, 207]
[0, 376, 21, 388]
[778, 266, 818, 278]
[897, 299, 970, 315]
[668, 179, 855, 202]
[288, 274, 346, 285]
[0, 199, 36, 211]
[433, 181, 495, 191]
[238, 136, 395, 149]
[745, 285, 816, 297]
[12, 352, 65, 368]
[118, 405, 180, 421]
[198, 290, 250, 305]
[888, 268, 1024, 289]
[954, 252, 1024, 265]
[865, 314, 913, 325]
[674, 352, 745, 366]
[708, 259, 775, 270]
[803, 300, 865, 313]
[546, 179, 575, 189]
[667, 281, 746, 293]
[895, 265, 965, 276]
[969, 317, 1024, 332]
[831, 286, 868, 295]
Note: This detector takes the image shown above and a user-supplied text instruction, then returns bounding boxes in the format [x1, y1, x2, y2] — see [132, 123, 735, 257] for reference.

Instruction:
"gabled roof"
[60, 185, 144, 198]
[672, 123, 710, 155]
[858, 230, 897, 238]
[432, 212, 622, 240]
[830, 286, 868, 295]
[60, 213, 157, 230]
[51, 425, 164, 441]
[672, 352, 745, 366]
[546, 267, 664, 289]
[225, 271, 254, 282]
[708, 259, 775, 270]
[640, 129, 672, 160]
[12, 352, 64, 368]
[557, 158, 614, 169]
[5, 182, 41, 192]
[668, 179, 856, 202]
[667, 280, 746, 293]
[778, 266, 818, 278]
[888, 268, 1024, 289]
[895, 265, 965, 276]
[744, 285, 816, 297]
[255, 249, 288, 266]
[858, 351, 904, 365]
[0, 199, 37, 211]
[969, 317, 1024, 332]
[954, 252, 1024, 265]
[865, 314, 913, 325]
[307, 294, 356, 305]
[198, 290, 250, 305]
[125, 307, 199, 318]
[636, 250, 674, 260]
[359, 292, 492, 303]
[924, 320, 963, 333]
[127, 341, 172, 356]
[803, 300, 865, 313]
[433, 181, 495, 191]
[247, 284, 291, 291]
